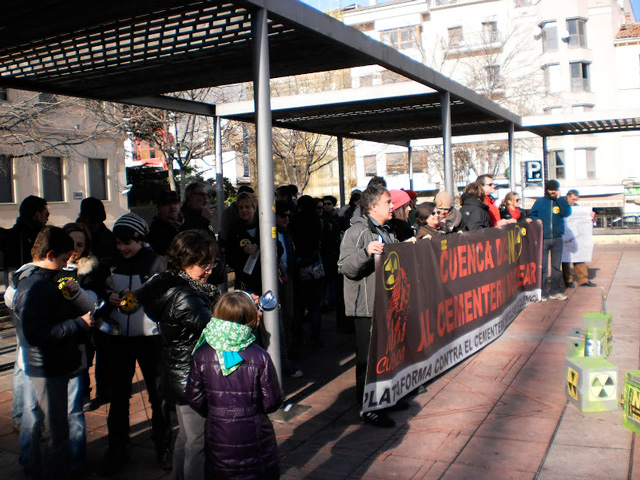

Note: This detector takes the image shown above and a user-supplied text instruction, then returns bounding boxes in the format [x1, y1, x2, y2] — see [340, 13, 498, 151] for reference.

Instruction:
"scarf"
[176, 270, 220, 303]
[193, 317, 255, 376]
[508, 206, 521, 220]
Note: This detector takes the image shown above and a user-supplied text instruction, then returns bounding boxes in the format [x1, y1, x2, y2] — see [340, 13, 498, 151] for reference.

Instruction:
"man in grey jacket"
[338, 183, 397, 428]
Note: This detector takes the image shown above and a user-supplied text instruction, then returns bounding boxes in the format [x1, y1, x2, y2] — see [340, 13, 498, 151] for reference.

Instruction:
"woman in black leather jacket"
[137, 230, 220, 480]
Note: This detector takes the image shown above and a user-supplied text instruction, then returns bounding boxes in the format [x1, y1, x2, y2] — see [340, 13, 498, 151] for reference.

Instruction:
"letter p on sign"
[525, 161, 542, 183]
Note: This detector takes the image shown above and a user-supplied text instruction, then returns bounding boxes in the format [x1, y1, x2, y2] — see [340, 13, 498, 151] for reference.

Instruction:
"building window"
[0, 155, 13, 203]
[570, 61, 591, 92]
[483, 65, 503, 90]
[88, 158, 107, 200]
[482, 21, 499, 43]
[41, 156, 64, 202]
[566, 18, 587, 48]
[0, 88, 7, 102]
[386, 152, 408, 176]
[380, 26, 421, 50]
[575, 148, 596, 179]
[540, 21, 558, 52]
[572, 104, 594, 113]
[413, 150, 428, 172]
[543, 106, 563, 115]
[448, 26, 463, 48]
[381, 70, 405, 85]
[38, 92, 57, 104]
[364, 155, 377, 177]
[548, 150, 565, 180]
[543, 63, 561, 94]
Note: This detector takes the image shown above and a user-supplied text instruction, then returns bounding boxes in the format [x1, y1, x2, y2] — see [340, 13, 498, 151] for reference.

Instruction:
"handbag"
[299, 252, 325, 282]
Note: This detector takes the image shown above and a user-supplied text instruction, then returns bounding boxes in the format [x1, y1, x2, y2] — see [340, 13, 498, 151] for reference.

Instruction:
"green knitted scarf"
[193, 317, 255, 376]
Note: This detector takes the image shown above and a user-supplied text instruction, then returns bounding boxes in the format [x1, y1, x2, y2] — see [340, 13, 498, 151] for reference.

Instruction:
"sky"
[632, 0, 640, 21]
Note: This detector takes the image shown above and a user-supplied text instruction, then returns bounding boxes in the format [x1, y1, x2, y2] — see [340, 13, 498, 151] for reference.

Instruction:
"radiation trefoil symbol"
[567, 368, 578, 400]
[383, 252, 400, 291]
[590, 374, 616, 400]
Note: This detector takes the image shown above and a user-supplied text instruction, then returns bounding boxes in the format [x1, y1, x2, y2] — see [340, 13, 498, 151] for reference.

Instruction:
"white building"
[342, 0, 640, 220]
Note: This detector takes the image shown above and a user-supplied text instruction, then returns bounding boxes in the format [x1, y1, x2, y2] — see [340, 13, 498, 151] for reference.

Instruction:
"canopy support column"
[508, 122, 515, 191]
[338, 136, 345, 207]
[441, 92, 454, 195]
[542, 136, 548, 185]
[214, 115, 228, 292]
[252, 7, 281, 381]
[408, 144, 414, 191]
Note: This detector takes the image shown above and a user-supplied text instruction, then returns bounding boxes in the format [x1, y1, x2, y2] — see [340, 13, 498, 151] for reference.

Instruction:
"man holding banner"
[338, 183, 398, 428]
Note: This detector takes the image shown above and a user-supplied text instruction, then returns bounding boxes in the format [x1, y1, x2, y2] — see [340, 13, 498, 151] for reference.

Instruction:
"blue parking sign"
[525, 161, 543, 183]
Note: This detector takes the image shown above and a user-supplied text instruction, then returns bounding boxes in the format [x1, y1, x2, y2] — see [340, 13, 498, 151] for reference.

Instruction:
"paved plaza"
[0, 243, 638, 479]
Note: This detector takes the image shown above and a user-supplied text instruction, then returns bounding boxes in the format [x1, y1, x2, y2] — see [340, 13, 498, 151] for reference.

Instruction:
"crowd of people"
[0, 174, 596, 478]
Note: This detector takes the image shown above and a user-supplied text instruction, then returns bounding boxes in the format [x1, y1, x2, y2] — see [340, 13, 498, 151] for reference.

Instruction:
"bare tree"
[87, 87, 246, 194]
[0, 90, 117, 164]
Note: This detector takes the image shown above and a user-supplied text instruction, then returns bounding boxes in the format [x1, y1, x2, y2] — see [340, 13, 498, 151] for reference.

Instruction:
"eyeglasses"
[436, 208, 451, 215]
[323, 202, 333, 206]
[485, 183, 495, 187]
[515, 199, 521, 203]
[430, 212, 440, 217]
[196, 263, 215, 271]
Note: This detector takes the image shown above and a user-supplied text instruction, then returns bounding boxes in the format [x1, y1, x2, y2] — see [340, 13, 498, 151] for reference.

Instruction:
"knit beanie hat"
[545, 180, 560, 191]
[389, 189, 411, 211]
[113, 212, 149, 241]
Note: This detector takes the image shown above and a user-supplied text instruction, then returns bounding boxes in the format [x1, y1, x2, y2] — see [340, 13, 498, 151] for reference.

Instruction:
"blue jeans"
[542, 237, 563, 296]
[20, 373, 87, 470]
[11, 344, 24, 425]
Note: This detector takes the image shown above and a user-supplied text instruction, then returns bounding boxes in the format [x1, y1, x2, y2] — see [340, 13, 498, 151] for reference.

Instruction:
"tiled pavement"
[0, 243, 638, 479]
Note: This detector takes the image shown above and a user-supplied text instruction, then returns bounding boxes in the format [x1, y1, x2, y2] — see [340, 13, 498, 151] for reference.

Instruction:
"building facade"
[0, 88, 128, 229]
[342, 0, 640, 221]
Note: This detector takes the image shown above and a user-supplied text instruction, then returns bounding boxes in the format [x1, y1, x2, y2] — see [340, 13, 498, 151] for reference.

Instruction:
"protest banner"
[362, 222, 543, 412]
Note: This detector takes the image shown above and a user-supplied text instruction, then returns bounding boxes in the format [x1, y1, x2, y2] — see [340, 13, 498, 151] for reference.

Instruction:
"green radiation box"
[622, 370, 640, 435]
[565, 357, 618, 412]
[582, 313, 612, 358]
[567, 328, 585, 358]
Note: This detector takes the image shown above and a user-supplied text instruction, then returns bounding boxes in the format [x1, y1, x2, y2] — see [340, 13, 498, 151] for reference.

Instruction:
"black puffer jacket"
[137, 271, 220, 404]
[460, 195, 491, 231]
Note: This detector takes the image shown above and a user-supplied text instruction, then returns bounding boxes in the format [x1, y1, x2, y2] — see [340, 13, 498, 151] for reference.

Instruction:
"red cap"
[390, 189, 411, 210]
[402, 189, 418, 200]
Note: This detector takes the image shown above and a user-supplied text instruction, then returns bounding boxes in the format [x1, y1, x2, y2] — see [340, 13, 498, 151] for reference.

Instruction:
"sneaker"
[579, 281, 597, 287]
[565, 281, 575, 288]
[360, 411, 395, 428]
[539, 296, 548, 302]
[549, 293, 568, 301]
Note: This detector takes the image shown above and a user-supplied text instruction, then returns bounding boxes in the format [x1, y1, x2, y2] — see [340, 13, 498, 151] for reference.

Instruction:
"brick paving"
[0, 243, 638, 479]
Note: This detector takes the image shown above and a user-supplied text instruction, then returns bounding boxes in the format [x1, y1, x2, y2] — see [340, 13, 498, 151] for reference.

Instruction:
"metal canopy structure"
[217, 83, 513, 147]
[522, 112, 640, 137]
[0, 0, 519, 125]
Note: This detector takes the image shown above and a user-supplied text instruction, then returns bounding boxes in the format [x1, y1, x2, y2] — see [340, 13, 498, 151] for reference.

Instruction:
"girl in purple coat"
[186, 291, 282, 480]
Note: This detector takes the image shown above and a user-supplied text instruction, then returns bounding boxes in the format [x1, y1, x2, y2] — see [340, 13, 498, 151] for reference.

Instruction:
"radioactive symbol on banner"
[383, 252, 400, 291]
[567, 367, 578, 400]
[590, 373, 616, 400]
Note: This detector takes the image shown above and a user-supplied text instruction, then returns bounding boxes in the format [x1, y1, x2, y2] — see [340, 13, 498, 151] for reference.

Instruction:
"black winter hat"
[545, 180, 560, 191]
[80, 197, 107, 222]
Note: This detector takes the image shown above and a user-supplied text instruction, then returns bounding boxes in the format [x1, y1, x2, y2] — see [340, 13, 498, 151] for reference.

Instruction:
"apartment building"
[342, 0, 640, 219]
